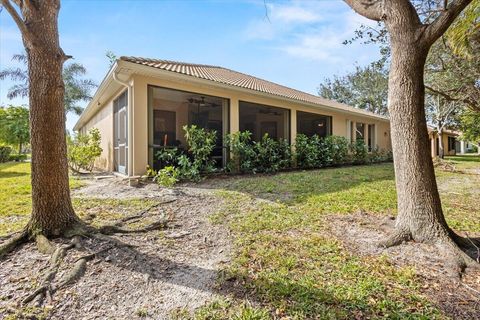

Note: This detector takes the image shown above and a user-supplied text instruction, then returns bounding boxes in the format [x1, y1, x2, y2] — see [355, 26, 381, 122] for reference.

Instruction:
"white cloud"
[271, 5, 320, 24]
[244, 1, 381, 64]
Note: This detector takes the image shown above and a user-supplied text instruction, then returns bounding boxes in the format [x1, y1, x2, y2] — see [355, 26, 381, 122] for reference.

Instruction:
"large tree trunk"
[21, 1, 78, 236]
[384, 18, 453, 246]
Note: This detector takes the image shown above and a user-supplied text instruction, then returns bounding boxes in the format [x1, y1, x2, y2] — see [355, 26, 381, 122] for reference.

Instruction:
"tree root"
[2, 202, 172, 306]
[378, 229, 411, 248]
[0, 230, 29, 259]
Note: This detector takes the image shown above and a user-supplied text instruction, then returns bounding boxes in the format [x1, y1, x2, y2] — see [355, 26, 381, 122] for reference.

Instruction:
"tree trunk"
[21, 1, 78, 236]
[438, 131, 445, 158]
[18, 141, 22, 155]
[386, 32, 452, 245]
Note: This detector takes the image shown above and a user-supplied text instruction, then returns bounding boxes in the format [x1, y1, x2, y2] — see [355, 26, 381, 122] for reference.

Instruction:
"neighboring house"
[74, 57, 392, 177]
[428, 127, 478, 157]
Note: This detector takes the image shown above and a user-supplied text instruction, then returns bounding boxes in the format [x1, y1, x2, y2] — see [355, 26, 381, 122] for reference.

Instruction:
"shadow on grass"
[0, 171, 29, 179]
[192, 163, 396, 205]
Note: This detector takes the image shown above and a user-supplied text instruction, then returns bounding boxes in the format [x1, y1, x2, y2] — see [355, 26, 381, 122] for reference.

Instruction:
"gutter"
[112, 69, 134, 177]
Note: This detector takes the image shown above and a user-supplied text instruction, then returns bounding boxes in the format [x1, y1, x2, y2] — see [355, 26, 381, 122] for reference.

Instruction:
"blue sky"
[0, 0, 380, 131]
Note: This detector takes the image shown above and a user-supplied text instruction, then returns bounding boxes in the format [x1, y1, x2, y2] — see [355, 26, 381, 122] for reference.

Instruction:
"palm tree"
[0, 53, 96, 116]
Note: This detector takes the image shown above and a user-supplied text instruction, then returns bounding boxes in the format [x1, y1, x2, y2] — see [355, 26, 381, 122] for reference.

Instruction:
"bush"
[8, 153, 27, 162]
[225, 131, 256, 173]
[295, 134, 321, 169]
[183, 125, 217, 174]
[226, 132, 291, 174]
[295, 134, 349, 169]
[0, 146, 12, 163]
[67, 128, 103, 173]
[253, 134, 291, 173]
[350, 139, 368, 164]
[156, 147, 184, 168]
[324, 135, 349, 165]
[153, 165, 179, 187]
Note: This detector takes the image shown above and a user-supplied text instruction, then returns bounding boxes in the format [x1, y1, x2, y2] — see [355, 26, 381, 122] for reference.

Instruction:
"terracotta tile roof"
[120, 56, 388, 120]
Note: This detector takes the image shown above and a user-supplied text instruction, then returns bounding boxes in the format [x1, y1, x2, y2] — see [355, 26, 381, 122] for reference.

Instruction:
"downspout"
[113, 69, 134, 177]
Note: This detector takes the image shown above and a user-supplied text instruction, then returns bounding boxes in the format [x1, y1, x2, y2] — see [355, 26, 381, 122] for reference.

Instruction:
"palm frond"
[7, 84, 29, 99]
[12, 53, 27, 65]
[0, 68, 28, 82]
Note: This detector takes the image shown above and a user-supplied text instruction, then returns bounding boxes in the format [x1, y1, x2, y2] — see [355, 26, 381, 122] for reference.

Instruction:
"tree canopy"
[0, 105, 29, 154]
[318, 60, 389, 115]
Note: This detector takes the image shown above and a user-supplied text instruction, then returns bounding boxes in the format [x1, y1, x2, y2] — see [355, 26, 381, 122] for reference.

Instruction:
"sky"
[0, 0, 381, 132]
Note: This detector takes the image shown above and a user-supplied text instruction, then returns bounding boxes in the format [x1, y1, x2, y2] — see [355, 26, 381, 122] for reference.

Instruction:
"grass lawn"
[1, 157, 479, 319]
[191, 156, 480, 319]
[0, 162, 159, 236]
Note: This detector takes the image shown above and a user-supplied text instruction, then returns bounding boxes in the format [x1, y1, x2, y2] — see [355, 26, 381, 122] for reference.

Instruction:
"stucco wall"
[80, 91, 120, 172]
[129, 74, 392, 176]
[78, 73, 392, 176]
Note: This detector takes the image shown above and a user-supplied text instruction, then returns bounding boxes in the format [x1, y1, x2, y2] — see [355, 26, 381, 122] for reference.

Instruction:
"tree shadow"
[0, 171, 28, 179]
[190, 163, 396, 205]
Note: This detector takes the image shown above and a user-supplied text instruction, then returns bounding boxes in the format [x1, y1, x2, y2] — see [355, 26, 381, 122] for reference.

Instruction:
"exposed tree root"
[379, 225, 480, 279]
[0, 201, 172, 306]
[378, 229, 412, 248]
[0, 230, 29, 259]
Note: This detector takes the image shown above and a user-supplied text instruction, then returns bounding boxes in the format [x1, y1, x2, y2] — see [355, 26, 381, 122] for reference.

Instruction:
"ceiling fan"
[187, 96, 219, 108]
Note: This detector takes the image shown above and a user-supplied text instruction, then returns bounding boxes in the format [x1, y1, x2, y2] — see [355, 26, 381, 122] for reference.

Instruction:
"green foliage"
[225, 131, 256, 173]
[226, 132, 291, 174]
[350, 139, 368, 164]
[445, 0, 480, 59]
[323, 135, 350, 165]
[67, 128, 103, 173]
[0, 146, 12, 163]
[8, 153, 27, 162]
[154, 125, 217, 182]
[295, 134, 369, 169]
[156, 147, 184, 168]
[318, 61, 389, 115]
[0, 105, 29, 154]
[184, 125, 217, 173]
[460, 110, 480, 143]
[253, 134, 291, 173]
[0, 53, 96, 115]
[153, 165, 179, 187]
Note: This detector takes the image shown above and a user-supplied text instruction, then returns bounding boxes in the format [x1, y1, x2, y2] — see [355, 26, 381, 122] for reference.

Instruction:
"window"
[239, 101, 290, 141]
[448, 136, 456, 151]
[297, 111, 332, 137]
[356, 123, 365, 141]
[148, 86, 229, 169]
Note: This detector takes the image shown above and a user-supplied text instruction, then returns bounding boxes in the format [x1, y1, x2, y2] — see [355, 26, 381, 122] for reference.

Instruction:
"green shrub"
[225, 131, 256, 173]
[350, 139, 368, 164]
[295, 134, 349, 169]
[67, 128, 103, 173]
[153, 165, 179, 187]
[323, 135, 349, 165]
[295, 134, 321, 169]
[184, 125, 217, 173]
[155, 147, 184, 168]
[8, 153, 27, 162]
[0, 146, 12, 163]
[253, 134, 291, 173]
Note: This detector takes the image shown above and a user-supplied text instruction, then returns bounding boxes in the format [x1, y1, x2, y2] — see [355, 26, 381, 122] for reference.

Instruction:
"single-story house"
[74, 57, 392, 177]
[427, 128, 478, 157]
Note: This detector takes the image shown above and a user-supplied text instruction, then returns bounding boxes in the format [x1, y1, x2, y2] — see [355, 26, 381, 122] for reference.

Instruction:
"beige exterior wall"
[79, 73, 392, 176]
[428, 131, 458, 157]
[81, 97, 114, 172]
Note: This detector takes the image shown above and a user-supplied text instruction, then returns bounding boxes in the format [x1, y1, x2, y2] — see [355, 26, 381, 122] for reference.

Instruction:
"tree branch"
[0, 0, 31, 39]
[423, 0, 474, 45]
[343, 0, 384, 21]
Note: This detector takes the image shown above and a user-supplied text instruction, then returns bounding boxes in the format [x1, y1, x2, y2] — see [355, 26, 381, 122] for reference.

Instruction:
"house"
[428, 128, 478, 157]
[74, 57, 392, 177]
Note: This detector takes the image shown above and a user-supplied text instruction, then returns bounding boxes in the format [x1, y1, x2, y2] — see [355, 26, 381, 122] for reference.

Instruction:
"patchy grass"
[195, 158, 480, 319]
[445, 154, 480, 170]
[0, 162, 84, 236]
